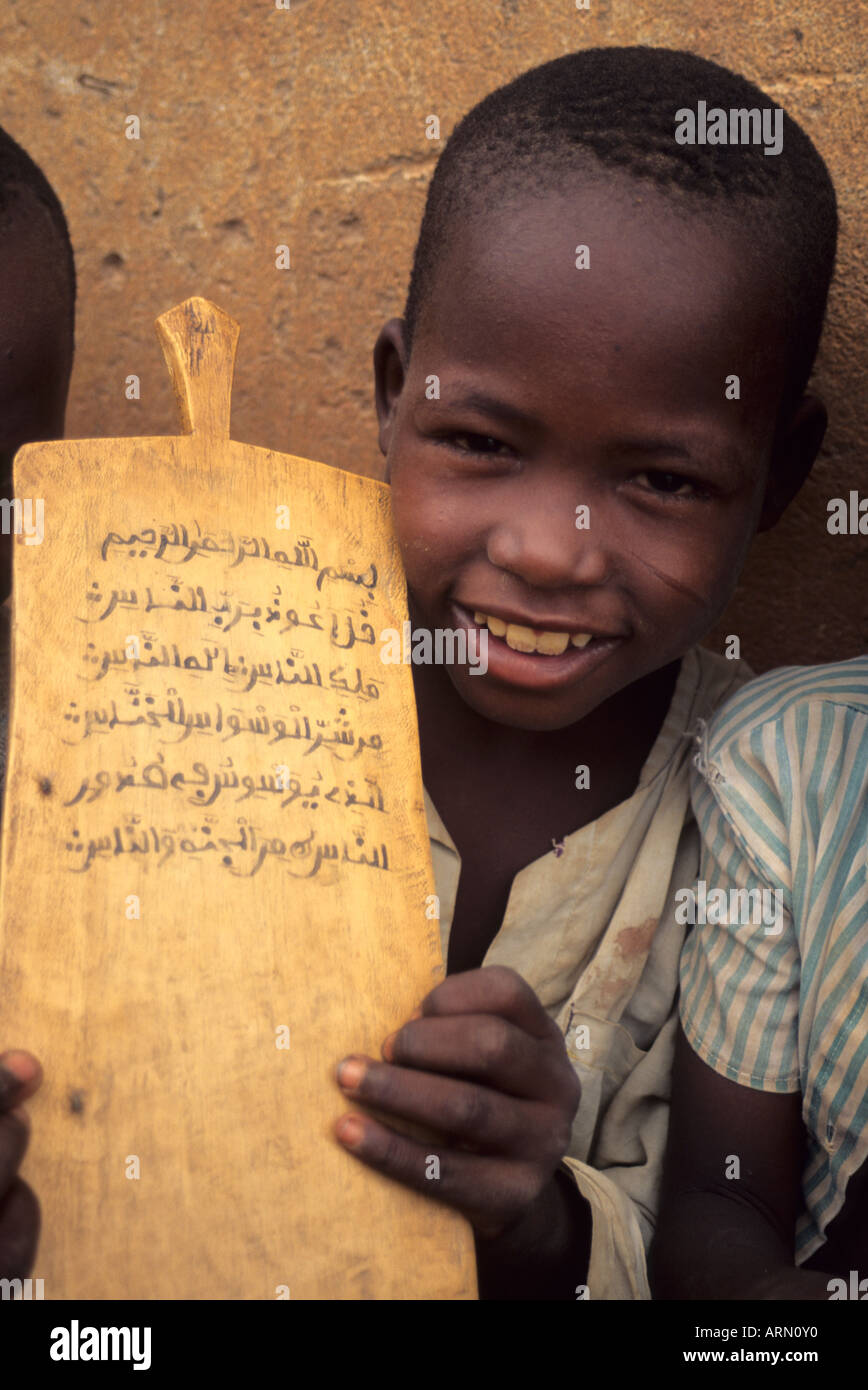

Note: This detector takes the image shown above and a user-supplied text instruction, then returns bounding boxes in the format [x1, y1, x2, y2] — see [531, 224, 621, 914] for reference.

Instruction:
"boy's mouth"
[471, 609, 595, 656]
[450, 603, 624, 692]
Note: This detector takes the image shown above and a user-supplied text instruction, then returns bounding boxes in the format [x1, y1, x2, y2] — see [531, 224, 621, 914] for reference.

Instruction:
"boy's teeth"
[505, 623, 538, 653]
[529, 629, 570, 656]
[472, 610, 593, 655]
[474, 610, 507, 637]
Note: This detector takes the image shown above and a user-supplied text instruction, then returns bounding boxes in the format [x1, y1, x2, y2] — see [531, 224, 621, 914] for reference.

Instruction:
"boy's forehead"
[422, 178, 782, 382]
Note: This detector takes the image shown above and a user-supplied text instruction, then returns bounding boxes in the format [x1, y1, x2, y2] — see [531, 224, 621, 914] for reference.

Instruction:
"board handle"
[155, 297, 240, 439]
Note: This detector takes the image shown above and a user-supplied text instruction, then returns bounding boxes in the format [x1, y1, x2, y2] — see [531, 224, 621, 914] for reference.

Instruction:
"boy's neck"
[412, 651, 681, 790]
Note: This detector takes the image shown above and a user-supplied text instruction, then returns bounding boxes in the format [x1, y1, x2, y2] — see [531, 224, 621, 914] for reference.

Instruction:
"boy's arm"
[649, 1025, 831, 1299]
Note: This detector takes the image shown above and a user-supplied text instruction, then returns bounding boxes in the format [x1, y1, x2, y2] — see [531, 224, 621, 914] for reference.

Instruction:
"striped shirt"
[679, 657, 868, 1262]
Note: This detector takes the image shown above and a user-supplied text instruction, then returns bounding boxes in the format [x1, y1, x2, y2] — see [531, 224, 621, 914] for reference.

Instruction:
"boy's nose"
[485, 503, 610, 591]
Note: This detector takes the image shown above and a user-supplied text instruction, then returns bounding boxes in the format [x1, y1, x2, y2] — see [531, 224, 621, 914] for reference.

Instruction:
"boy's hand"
[0, 1050, 42, 1279]
[335, 965, 581, 1239]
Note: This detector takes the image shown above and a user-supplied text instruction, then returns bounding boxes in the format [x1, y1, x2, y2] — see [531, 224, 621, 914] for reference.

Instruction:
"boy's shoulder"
[698, 655, 868, 764]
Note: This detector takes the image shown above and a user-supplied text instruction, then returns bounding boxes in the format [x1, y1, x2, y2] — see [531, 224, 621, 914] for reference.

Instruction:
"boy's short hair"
[403, 46, 838, 412]
[0, 123, 76, 342]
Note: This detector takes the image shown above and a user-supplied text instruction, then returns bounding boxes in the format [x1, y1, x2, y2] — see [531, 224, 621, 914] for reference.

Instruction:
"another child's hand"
[0, 1050, 42, 1279]
[335, 965, 581, 1239]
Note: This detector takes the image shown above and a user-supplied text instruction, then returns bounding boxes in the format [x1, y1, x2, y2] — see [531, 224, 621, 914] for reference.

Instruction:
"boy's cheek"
[628, 513, 755, 610]
[642, 577, 737, 654]
[618, 555, 745, 668]
[391, 494, 477, 587]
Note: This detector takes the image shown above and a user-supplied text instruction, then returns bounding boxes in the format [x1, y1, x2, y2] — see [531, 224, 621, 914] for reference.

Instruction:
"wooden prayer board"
[0, 297, 477, 1300]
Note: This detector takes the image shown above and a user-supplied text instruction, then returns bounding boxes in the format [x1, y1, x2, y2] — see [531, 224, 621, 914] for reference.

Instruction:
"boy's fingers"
[419, 966, 562, 1042]
[0, 1177, 40, 1280]
[0, 1052, 43, 1108]
[0, 1110, 31, 1195]
[382, 1014, 575, 1104]
[334, 1110, 540, 1229]
[337, 1055, 556, 1156]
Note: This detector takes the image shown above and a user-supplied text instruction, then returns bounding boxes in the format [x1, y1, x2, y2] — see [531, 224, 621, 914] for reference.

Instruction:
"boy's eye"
[635, 469, 700, 498]
[446, 432, 510, 456]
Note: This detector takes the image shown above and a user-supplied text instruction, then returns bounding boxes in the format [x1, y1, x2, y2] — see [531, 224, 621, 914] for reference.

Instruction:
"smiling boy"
[330, 46, 838, 1298]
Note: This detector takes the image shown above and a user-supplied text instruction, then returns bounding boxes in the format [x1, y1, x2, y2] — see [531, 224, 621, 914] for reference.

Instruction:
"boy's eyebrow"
[430, 389, 538, 430]
[607, 435, 753, 482]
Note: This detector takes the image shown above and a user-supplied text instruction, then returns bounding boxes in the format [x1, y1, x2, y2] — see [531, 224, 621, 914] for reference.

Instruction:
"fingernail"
[337, 1058, 365, 1090]
[408, 1007, 423, 1021]
[0, 1051, 40, 1092]
[336, 1115, 364, 1148]
[381, 1031, 397, 1061]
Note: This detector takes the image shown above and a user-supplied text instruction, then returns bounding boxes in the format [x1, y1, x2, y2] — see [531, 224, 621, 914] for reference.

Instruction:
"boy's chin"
[445, 667, 613, 733]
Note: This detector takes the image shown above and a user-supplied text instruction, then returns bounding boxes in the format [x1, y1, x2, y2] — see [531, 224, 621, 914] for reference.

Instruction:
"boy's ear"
[373, 318, 408, 474]
[758, 393, 827, 532]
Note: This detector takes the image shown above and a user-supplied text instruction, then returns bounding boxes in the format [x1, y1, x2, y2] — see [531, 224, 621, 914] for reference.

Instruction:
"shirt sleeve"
[680, 694, 868, 1095]
[679, 709, 802, 1091]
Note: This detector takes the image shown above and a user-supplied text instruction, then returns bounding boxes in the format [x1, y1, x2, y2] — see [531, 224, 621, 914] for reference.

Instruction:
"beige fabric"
[424, 646, 753, 1299]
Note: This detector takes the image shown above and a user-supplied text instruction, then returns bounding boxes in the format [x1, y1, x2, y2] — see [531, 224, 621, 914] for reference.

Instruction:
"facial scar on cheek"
[625, 549, 707, 607]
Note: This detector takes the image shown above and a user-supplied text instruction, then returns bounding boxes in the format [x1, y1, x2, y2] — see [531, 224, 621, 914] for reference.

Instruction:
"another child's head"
[0, 125, 76, 599]
[374, 46, 837, 733]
